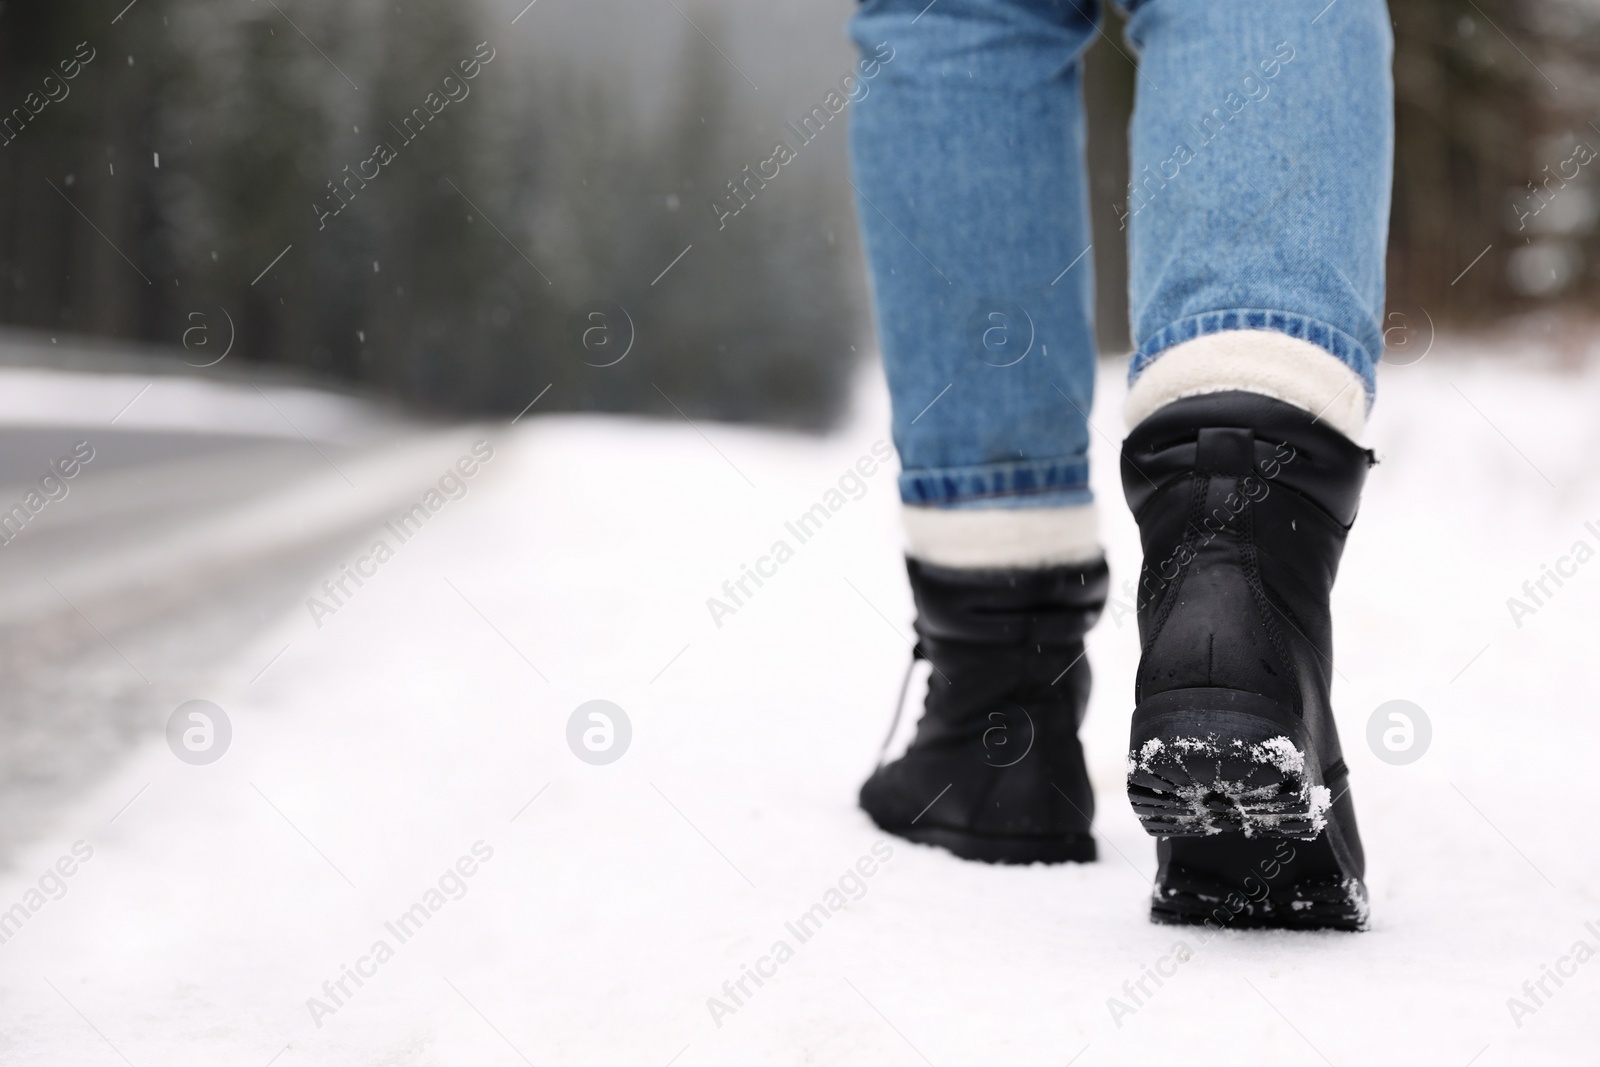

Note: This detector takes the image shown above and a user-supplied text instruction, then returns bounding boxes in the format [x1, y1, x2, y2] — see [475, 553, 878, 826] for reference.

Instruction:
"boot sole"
[1150, 867, 1369, 931]
[869, 819, 1096, 865]
[1126, 689, 1330, 840]
[1148, 834, 1370, 932]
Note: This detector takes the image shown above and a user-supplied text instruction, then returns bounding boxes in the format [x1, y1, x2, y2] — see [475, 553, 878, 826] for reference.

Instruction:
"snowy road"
[0, 367, 473, 862]
[0, 345, 1597, 1065]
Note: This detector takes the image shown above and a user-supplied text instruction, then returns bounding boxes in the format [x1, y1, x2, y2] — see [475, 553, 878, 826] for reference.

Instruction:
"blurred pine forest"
[1, 0, 1598, 426]
[0, 0, 865, 425]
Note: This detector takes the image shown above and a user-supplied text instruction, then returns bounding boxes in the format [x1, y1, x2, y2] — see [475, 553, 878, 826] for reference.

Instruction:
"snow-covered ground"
[1, 340, 1597, 1065]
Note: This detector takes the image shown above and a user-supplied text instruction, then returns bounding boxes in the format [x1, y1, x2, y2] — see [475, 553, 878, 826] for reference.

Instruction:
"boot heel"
[1126, 688, 1330, 840]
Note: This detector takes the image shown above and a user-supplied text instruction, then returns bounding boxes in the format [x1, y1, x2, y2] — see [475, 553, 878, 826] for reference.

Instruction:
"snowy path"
[1, 345, 1598, 1065]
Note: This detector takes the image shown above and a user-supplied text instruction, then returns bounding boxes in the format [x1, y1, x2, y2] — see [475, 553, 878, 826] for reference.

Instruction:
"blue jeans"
[848, 0, 1393, 510]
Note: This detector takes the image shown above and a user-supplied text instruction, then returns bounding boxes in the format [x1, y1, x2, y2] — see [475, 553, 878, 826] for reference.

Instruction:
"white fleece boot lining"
[1124, 330, 1368, 443]
[903, 502, 1101, 569]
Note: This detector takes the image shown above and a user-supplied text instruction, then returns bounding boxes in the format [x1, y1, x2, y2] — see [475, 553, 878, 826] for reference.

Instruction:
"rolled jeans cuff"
[898, 456, 1092, 509]
[1130, 309, 1378, 411]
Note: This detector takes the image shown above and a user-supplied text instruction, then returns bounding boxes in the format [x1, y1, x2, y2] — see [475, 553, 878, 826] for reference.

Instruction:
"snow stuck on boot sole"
[1126, 735, 1332, 839]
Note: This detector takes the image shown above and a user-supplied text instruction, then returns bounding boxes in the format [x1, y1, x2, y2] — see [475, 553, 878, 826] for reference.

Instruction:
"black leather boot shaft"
[859, 556, 1108, 864]
[1122, 390, 1372, 732]
[910, 558, 1111, 648]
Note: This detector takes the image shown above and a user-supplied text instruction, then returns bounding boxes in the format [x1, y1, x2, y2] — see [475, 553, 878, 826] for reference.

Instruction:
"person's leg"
[846, 0, 1109, 862]
[1120, 0, 1392, 436]
[1115, 0, 1392, 929]
[848, 0, 1103, 561]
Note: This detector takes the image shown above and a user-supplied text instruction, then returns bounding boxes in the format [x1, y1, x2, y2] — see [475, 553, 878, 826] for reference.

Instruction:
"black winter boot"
[1120, 391, 1373, 930]
[860, 557, 1109, 864]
